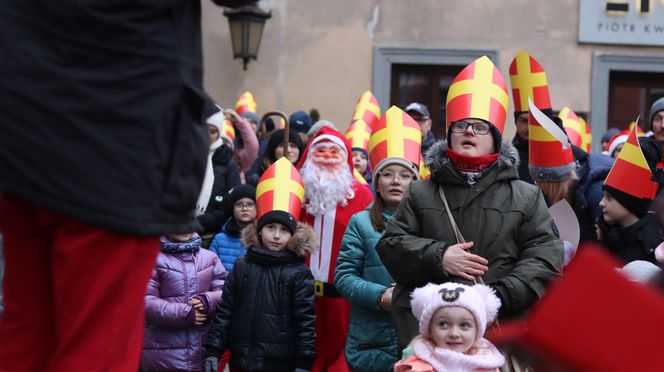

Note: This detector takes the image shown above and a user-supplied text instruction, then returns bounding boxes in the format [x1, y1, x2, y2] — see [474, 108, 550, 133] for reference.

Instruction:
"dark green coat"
[376, 140, 563, 352]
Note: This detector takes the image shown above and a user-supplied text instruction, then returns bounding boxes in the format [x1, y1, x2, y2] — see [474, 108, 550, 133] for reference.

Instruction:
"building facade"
[202, 0, 664, 150]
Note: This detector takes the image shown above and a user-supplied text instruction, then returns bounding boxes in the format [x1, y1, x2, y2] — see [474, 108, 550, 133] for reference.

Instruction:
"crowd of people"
[1, 7, 664, 369]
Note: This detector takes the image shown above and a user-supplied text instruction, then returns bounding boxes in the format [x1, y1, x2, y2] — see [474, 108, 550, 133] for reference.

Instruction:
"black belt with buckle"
[314, 280, 342, 298]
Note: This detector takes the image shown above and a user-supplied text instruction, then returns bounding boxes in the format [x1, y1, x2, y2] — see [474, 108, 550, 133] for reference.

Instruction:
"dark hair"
[370, 194, 387, 232]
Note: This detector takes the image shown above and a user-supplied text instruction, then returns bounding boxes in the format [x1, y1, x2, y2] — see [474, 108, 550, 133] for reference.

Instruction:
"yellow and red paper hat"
[419, 154, 431, 180]
[580, 116, 592, 153]
[353, 168, 368, 185]
[559, 107, 591, 153]
[345, 119, 372, 153]
[235, 91, 257, 115]
[446, 56, 509, 134]
[351, 91, 381, 129]
[256, 157, 305, 223]
[509, 51, 552, 116]
[221, 118, 236, 144]
[604, 125, 658, 200]
[368, 106, 422, 182]
[528, 98, 575, 182]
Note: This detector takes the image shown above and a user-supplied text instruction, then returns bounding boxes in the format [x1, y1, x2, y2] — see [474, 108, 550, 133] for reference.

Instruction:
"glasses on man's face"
[379, 171, 414, 182]
[234, 202, 256, 210]
[450, 121, 491, 135]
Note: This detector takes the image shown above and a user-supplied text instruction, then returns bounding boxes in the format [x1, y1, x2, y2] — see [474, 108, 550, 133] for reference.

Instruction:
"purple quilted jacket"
[141, 236, 227, 372]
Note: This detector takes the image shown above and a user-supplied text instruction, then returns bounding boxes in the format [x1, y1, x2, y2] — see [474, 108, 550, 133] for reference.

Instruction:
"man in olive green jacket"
[376, 131, 563, 355]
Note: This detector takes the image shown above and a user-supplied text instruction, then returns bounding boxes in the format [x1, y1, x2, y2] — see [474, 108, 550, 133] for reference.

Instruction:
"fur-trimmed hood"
[241, 222, 317, 257]
[424, 139, 520, 183]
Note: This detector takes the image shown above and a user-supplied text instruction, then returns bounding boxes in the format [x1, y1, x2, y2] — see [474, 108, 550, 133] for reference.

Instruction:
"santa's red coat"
[301, 179, 374, 283]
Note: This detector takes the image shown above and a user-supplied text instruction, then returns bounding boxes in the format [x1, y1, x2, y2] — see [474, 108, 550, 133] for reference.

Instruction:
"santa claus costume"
[297, 127, 374, 372]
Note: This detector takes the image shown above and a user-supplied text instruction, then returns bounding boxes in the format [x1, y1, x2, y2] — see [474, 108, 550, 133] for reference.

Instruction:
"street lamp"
[224, 4, 272, 70]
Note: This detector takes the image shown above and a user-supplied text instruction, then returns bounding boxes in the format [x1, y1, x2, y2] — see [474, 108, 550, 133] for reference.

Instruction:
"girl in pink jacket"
[394, 283, 505, 372]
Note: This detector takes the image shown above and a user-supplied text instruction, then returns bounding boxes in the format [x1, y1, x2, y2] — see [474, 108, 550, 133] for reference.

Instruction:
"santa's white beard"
[301, 157, 355, 216]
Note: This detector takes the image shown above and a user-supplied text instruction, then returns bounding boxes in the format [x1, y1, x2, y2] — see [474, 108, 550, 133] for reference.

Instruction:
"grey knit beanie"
[649, 97, 664, 130]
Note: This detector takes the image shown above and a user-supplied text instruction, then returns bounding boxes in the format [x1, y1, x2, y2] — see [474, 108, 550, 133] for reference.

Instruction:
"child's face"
[168, 233, 195, 242]
[233, 197, 256, 225]
[429, 307, 477, 354]
[599, 190, 633, 226]
[260, 223, 292, 251]
[352, 150, 368, 174]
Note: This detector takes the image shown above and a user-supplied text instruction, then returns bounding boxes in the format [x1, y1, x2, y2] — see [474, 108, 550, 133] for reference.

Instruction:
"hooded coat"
[204, 223, 317, 371]
[376, 140, 563, 353]
[142, 240, 227, 371]
[196, 145, 241, 235]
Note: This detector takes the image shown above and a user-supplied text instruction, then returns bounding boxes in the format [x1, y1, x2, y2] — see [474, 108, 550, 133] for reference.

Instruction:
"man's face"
[515, 113, 529, 140]
[449, 119, 495, 157]
[408, 111, 432, 138]
[652, 111, 664, 145]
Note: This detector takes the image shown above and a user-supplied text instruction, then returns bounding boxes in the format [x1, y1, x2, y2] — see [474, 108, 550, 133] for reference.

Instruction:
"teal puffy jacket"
[334, 208, 397, 372]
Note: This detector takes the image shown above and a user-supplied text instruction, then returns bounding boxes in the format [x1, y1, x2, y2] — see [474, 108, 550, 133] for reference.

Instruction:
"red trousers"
[0, 196, 159, 372]
[311, 296, 351, 372]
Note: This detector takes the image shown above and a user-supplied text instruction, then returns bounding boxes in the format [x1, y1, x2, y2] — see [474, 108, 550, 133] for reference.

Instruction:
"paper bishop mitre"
[256, 157, 305, 221]
[351, 91, 381, 129]
[559, 107, 590, 153]
[509, 51, 552, 115]
[446, 56, 509, 134]
[528, 99, 575, 182]
[345, 119, 372, 153]
[368, 106, 422, 183]
[235, 91, 257, 115]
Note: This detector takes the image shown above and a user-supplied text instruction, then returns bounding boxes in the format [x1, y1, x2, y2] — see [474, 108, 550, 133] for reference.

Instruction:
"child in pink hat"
[394, 283, 505, 372]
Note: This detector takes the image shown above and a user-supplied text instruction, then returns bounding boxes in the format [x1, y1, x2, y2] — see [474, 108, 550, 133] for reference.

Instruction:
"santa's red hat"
[296, 126, 354, 172]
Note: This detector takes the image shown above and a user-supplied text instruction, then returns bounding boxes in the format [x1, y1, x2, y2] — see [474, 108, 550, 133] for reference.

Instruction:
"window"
[608, 70, 664, 131]
[390, 64, 465, 139]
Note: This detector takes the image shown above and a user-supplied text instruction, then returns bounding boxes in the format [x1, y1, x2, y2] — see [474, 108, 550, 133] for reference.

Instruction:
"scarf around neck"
[160, 234, 202, 253]
[196, 138, 223, 216]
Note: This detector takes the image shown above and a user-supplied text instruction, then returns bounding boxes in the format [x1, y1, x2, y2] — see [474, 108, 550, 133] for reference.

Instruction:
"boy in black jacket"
[596, 127, 661, 264]
[203, 158, 316, 372]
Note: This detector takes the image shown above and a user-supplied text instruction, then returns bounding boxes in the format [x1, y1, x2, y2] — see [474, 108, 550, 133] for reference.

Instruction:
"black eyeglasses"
[234, 202, 256, 210]
[450, 121, 491, 135]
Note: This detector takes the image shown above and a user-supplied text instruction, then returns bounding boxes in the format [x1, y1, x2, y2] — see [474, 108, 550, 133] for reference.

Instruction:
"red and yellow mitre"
[604, 126, 658, 200]
[275, 117, 286, 130]
[368, 106, 422, 180]
[235, 91, 257, 115]
[528, 99, 575, 181]
[221, 118, 236, 143]
[419, 155, 431, 180]
[559, 107, 590, 153]
[256, 157, 305, 221]
[509, 51, 552, 114]
[580, 116, 592, 153]
[446, 56, 509, 134]
[353, 168, 368, 185]
[345, 119, 372, 153]
[351, 91, 381, 128]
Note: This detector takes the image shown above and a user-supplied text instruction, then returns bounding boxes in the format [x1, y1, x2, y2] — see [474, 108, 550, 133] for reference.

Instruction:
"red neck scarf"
[446, 148, 499, 173]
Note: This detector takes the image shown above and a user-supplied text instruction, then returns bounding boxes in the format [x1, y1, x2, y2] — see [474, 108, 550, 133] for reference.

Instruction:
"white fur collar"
[412, 337, 505, 372]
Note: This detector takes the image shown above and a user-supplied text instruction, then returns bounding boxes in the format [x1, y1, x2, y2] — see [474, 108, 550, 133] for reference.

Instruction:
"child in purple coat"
[141, 233, 227, 372]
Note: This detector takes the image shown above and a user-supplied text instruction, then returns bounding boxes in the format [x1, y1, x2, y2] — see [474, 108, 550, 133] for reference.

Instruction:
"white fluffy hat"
[411, 282, 501, 341]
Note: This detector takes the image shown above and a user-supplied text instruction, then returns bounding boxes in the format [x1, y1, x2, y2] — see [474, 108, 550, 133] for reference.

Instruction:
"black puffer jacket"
[204, 223, 317, 371]
[597, 214, 661, 265]
[196, 146, 241, 235]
